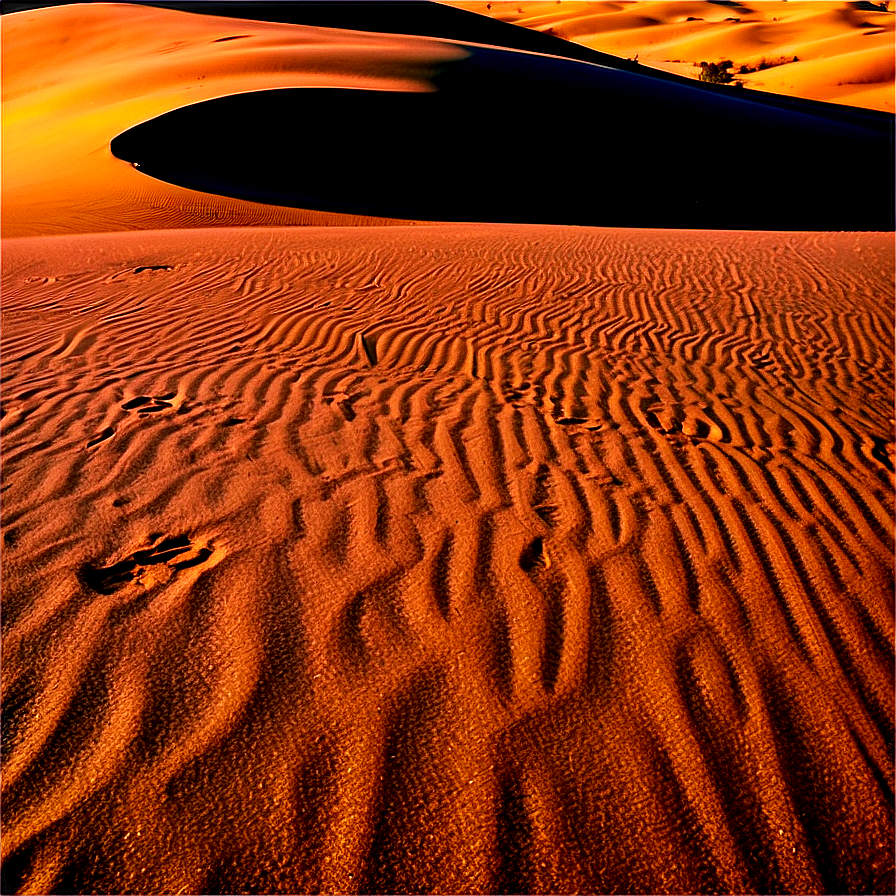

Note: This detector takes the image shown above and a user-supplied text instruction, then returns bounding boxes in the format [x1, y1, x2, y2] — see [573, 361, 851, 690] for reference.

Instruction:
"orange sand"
[1, 2, 465, 237]
[2, 225, 893, 894]
[444, 0, 895, 111]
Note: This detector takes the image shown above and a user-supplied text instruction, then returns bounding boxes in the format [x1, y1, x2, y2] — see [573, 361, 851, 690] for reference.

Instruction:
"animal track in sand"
[78, 534, 214, 595]
[24, 275, 66, 285]
[322, 391, 360, 421]
[503, 381, 545, 408]
[644, 404, 728, 444]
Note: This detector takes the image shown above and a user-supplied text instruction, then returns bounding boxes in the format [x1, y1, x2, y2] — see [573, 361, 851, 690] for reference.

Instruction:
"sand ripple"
[1, 225, 893, 894]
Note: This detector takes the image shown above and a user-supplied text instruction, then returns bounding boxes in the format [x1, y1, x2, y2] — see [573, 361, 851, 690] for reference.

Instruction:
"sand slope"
[2, 225, 893, 894]
[104, 41, 893, 231]
[445, 0, 896, 111]
[1, 2, 466, 237]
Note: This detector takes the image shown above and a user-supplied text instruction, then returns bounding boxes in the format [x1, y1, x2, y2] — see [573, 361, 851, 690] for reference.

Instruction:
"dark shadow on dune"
[111, 42, 894, 230]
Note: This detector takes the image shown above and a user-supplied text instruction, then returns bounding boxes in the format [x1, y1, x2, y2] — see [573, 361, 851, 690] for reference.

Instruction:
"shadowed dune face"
[1, 225, 894, 894]
[4, 1, 894, 236]
[109, 47, 894, 230]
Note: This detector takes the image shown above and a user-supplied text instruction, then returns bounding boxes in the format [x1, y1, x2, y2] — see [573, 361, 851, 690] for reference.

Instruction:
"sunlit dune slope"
[1, 2, 467, 237]
[2, 224, 894, 895]
[444, 1, 895, 112]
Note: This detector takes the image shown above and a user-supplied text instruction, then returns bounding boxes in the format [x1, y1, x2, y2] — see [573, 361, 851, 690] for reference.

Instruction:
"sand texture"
[447, 0, 895, 112]
[2, 225, 893, 894]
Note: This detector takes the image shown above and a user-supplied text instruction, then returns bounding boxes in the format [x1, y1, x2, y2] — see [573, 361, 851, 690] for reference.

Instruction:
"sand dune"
[2, 225, 893, 894]
[445, 0, 896, 112]
[106, 42, 893, 230]
[2, 3, 894, 895]
[4, 2, 893, 237]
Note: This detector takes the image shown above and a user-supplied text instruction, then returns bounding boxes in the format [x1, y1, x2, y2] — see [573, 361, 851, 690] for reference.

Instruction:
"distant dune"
[444, 0, 895, 112]
[1, 3, 894, 896]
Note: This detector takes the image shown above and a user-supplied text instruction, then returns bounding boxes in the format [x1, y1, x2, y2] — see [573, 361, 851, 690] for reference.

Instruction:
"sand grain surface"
[2, 225, 893, 894]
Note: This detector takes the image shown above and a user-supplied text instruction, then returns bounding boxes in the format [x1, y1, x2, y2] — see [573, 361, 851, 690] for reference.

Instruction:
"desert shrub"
[698, 60, 734, 83]
[749, 55, 800, 71]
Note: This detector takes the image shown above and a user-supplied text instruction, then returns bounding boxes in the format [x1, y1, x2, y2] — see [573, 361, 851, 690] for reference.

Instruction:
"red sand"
[2, 225, 893, 893]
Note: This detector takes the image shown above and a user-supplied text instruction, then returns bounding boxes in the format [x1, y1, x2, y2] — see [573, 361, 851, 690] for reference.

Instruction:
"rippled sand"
[2, 225, 893, 894]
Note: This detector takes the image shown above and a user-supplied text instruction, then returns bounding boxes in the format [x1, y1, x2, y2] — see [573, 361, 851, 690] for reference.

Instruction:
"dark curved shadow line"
[111, 43, 894, 231]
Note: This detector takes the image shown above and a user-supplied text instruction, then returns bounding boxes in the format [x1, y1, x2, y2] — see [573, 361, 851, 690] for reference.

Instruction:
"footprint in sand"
[645, 404, 727, 443]
[121, 393, 178, 415]
[78, 534, 214, 595]
[86, 393, 181, 448]
[322, 391, 359, 421]
[503, 381, 548, 409]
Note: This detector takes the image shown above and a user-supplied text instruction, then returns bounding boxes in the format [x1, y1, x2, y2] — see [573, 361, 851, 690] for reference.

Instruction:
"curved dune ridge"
[4, 2, 894, 237]
[1, 225, 893, 894]
[445, 0, 896, 112]
[1, 2, 467, 237]
[107, 52, 893, 230]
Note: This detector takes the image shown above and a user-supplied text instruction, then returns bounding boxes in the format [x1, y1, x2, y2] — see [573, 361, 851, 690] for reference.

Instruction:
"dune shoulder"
[443, 0, 895, 111]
